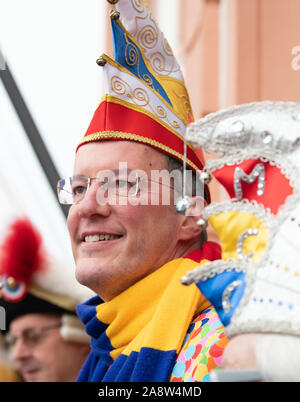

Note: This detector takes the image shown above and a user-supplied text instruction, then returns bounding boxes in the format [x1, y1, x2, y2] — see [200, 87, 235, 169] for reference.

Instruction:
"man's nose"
[77, 181, 111, 218]
[12, 338, 32, 361]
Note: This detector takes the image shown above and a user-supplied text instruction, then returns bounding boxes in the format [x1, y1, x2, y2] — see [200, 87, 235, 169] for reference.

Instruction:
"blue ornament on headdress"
[196, 267, 246, 327]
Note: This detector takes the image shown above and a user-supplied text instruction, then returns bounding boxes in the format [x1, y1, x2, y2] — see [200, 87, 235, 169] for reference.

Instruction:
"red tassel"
[0, 218, 45, 285]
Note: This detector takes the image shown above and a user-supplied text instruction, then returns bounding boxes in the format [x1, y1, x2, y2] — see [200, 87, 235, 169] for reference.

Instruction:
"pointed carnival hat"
[181, 101, 300, 338]
[77, 0, 210, 202]
[0, 217, 94, 343]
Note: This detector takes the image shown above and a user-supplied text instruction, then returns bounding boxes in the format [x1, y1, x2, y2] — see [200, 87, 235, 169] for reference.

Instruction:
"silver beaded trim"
[222, 280, 243, 313]
[237, 228, 259, 261]
[186, 101, 300, 155]
[201, 199, 275, 226]
[181, 259, 248, 286]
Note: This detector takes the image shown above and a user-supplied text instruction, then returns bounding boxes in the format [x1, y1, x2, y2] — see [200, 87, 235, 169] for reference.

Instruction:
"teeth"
[84, 234, 120, 243]
[86, 235, 100, 242]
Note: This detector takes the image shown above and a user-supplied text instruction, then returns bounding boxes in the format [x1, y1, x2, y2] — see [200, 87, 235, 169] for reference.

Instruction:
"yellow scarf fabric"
[96, 256, 211, 360]
[77, 243, 220, 382]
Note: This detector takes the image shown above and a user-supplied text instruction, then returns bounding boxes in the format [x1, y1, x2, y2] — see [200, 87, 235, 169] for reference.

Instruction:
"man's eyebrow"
[11, 327, 36, 336]
[72, 174, 88, 181]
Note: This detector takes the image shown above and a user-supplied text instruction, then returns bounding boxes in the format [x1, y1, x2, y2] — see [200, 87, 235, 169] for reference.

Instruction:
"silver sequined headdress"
[181, 101, 300, 338]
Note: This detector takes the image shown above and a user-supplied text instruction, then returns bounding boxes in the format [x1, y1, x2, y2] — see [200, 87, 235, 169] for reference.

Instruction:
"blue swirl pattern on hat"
[111, 18, 172, 105]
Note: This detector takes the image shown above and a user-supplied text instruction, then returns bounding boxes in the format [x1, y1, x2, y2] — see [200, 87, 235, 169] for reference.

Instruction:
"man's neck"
[172, 239, 204, 260]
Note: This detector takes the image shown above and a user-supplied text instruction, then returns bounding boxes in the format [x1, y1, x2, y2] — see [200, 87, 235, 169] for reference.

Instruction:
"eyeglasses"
[57, 172, 176, 205]
[209, 369, 264, 382]
[6, 324, 61, 350]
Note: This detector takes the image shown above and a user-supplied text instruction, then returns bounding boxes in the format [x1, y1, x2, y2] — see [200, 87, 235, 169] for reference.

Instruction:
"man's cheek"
[118, 205, 145, 222]
[67, 212, 78, 242]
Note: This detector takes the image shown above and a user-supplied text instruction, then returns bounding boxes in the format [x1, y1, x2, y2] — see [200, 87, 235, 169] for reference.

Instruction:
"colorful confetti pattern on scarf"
[170, 307, 228, 382]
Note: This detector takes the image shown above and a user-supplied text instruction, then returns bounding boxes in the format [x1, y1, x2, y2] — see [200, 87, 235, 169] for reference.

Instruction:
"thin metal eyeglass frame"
[57, 172, 176, 205]
[6, 323, 61, 349]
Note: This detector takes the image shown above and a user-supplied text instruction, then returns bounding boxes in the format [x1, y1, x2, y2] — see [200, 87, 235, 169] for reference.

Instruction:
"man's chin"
[22, 370, 44, 382]
[75, 258, 131, 301]
[75, 258, 108, 292]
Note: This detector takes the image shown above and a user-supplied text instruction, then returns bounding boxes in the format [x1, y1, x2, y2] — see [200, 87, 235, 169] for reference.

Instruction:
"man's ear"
[177, 196, 206, 241]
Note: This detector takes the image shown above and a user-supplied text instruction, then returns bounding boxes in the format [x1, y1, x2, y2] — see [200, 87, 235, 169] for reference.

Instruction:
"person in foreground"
[183, 100, 300, 381]
[0, 218, 92, 382]
[58, 0, 227, 382]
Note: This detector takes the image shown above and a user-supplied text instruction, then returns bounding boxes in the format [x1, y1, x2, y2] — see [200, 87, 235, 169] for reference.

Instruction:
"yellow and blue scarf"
[76, 242, 220, 382]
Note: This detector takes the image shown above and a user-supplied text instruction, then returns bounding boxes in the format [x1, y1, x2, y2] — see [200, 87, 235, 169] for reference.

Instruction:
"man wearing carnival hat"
[0, 218, 93, 381]
[57, 0, 227, 382]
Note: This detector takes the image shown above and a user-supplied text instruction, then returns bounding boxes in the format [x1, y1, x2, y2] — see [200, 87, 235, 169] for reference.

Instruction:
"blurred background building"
[0, 0, 300, 255]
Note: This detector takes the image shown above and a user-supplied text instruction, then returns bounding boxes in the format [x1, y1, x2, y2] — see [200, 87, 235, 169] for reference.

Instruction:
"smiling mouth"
[84, 234, 122, 243]
[22, 367, 40, 380]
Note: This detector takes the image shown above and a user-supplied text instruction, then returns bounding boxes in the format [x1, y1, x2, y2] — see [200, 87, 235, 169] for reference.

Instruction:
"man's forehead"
[74, 141, 168, 173]
[10, 313, 61, 332]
